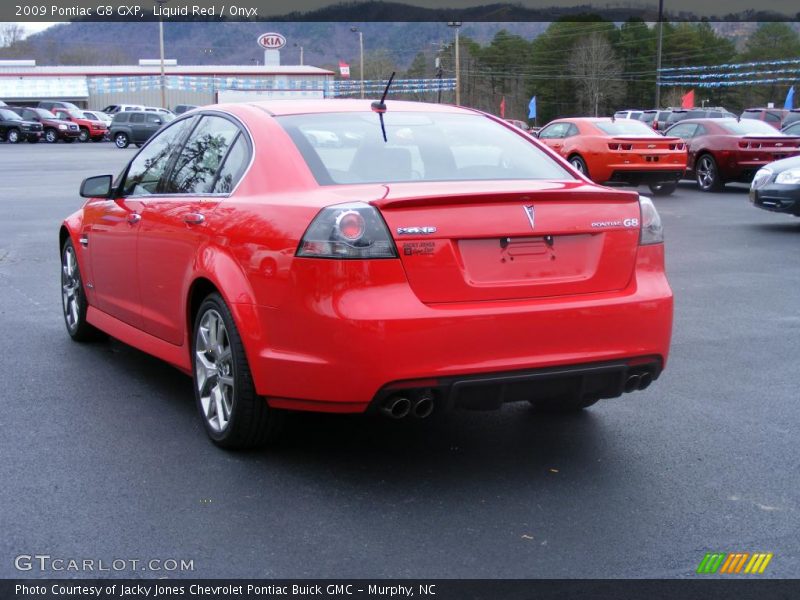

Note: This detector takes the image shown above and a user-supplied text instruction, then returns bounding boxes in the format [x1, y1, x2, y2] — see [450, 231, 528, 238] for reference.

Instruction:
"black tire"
[695, 154, 723, 192]
[6, 128, 20, 144]
[648, 180, 678, 196]
[529, 395, 598, 414]
[78, 128, 90, 143]
[114, 132, 129, 148]
[45, 128, 58, 143]
[60, 239, 103, 342]
[192, 293, 284, 449]
[568, 155, 590, 178]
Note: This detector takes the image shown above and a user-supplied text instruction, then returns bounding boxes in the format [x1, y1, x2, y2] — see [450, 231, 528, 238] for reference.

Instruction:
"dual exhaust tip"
[381, 392, 435, 420]
[624, 371, 653, 394]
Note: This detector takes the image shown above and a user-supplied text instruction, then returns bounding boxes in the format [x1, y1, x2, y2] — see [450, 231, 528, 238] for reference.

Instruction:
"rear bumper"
[606, 169, 684, 185]
[243, 244, 673, 413]
[369, 357, 662, 414]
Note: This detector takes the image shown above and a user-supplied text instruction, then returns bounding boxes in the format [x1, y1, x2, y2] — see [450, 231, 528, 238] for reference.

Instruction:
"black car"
[665, 107, 736, 127]
[750, 155, 800, 216]
[109, 110, 174, 148]
[8, 106, 81, 142]
[0, 108, 44, 143]
[174, 104, 199, 115]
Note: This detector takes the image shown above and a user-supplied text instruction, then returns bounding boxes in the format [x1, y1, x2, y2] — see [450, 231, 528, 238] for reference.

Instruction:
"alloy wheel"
[61, 245, 80, 333]
[8, 129, 19, 143]
[696, 156, 716, 190]
[45, 129, 57, 143]
[195, 309, 235, 433]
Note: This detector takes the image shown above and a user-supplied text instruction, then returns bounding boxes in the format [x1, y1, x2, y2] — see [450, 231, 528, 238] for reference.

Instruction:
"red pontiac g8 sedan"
[60, 100, 673, 449]
[665, 118, 800, 192]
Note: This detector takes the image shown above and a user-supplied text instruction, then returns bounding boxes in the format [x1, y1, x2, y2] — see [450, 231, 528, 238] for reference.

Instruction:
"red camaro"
[60, 100, 673, 449]
[536, 117, 687, 196]
[665, 118, 800, 192]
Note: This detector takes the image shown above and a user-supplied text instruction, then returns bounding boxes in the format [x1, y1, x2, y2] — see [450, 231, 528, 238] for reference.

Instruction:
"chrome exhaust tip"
[381, 396, 411, 419]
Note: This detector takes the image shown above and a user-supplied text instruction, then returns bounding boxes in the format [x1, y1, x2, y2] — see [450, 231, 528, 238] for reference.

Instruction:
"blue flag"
[785, 86, 795, 110]
[528, 96, 537, 119]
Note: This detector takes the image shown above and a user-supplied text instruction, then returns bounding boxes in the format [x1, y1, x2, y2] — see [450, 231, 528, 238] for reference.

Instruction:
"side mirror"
[154, 119, 162, 125]
[80, 175, 113, 198]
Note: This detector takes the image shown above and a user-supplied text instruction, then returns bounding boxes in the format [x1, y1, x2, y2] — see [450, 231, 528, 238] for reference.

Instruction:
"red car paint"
[665, 118, 800, 190]
[61, 100, 673, 418]
[537, 117, 687, 188]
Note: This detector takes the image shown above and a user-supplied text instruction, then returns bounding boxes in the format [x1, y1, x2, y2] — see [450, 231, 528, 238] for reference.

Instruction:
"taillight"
[296, 202, 398, 259]
[638, 196, 663, 246]
[608, 143, 632, 151]
[669, 143, 685, 151]
[608, 143, 620, 151]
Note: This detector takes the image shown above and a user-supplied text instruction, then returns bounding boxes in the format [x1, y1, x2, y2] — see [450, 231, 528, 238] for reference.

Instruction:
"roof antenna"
[371, 71, 395, 142]
[371, 71, 396, 114]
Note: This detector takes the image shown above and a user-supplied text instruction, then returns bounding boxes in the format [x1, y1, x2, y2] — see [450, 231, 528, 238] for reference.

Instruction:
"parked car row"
[618, 106, 800, 132]
[0, 99, 197, 145]
[533, 113, 800, 194]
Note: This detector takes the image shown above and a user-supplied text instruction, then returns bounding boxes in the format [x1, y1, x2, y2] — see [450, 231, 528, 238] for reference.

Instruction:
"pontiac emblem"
[523, 205, 535, 230]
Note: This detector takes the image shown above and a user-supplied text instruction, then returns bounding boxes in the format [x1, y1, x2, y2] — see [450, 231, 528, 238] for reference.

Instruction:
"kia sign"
[257, 33, 286, 50]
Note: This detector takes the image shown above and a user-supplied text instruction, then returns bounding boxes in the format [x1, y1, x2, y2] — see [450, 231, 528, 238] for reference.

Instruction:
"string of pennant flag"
[658, 56, 800, 90]
[86, 76, 456, 96]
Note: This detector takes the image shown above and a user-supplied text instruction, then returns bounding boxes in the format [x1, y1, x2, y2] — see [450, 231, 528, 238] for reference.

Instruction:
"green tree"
[616, 18, 656, 109]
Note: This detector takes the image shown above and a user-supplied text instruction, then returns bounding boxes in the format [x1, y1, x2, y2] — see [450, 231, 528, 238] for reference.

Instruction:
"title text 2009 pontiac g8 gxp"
[60, 100, 673, 449]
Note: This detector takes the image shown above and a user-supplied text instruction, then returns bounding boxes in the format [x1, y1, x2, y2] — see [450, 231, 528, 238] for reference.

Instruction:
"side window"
[114, 113, 129, 124]
[694, 125, 708, 136]
[668, 124, 697, 139]
[212, 135, 250, 194]
[130, 113, 145, 124]
[119, 118, 194, 197]
[539, 123, 566, 139]
[146, 113, 162, 125]
[765, 112, 781, 124]
[164, 116, 241, 194]
[565, 124, 580, 137]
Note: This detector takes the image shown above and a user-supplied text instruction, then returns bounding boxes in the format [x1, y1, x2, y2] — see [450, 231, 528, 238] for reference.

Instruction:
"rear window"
[277, 111, 573, 185]
[594, 120, 656, 135]
[719, 120, 782, 135]
[639, 112, 656, 123]
[741, 111, 760, 120]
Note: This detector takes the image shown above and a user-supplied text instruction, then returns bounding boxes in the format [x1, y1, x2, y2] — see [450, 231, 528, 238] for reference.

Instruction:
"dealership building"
[0, 59, 335, 109]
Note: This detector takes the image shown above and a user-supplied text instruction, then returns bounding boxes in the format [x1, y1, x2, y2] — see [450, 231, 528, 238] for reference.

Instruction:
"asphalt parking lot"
[1, 142, 798, 579]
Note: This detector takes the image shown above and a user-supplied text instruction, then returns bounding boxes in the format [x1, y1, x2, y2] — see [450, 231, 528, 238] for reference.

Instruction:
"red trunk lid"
[372, 181, 641, 304]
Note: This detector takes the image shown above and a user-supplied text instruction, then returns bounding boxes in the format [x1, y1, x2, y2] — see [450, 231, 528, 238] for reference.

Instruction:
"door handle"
[183, 213, 205, 225]
[127, 213, 141, 225]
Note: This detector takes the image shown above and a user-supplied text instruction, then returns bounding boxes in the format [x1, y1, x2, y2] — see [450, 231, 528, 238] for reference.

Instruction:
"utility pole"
[351, 27, 364, 99]
[655, 0, 664, 108]
[156, 0, 168, 108]
[448, 22, 462, 105]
